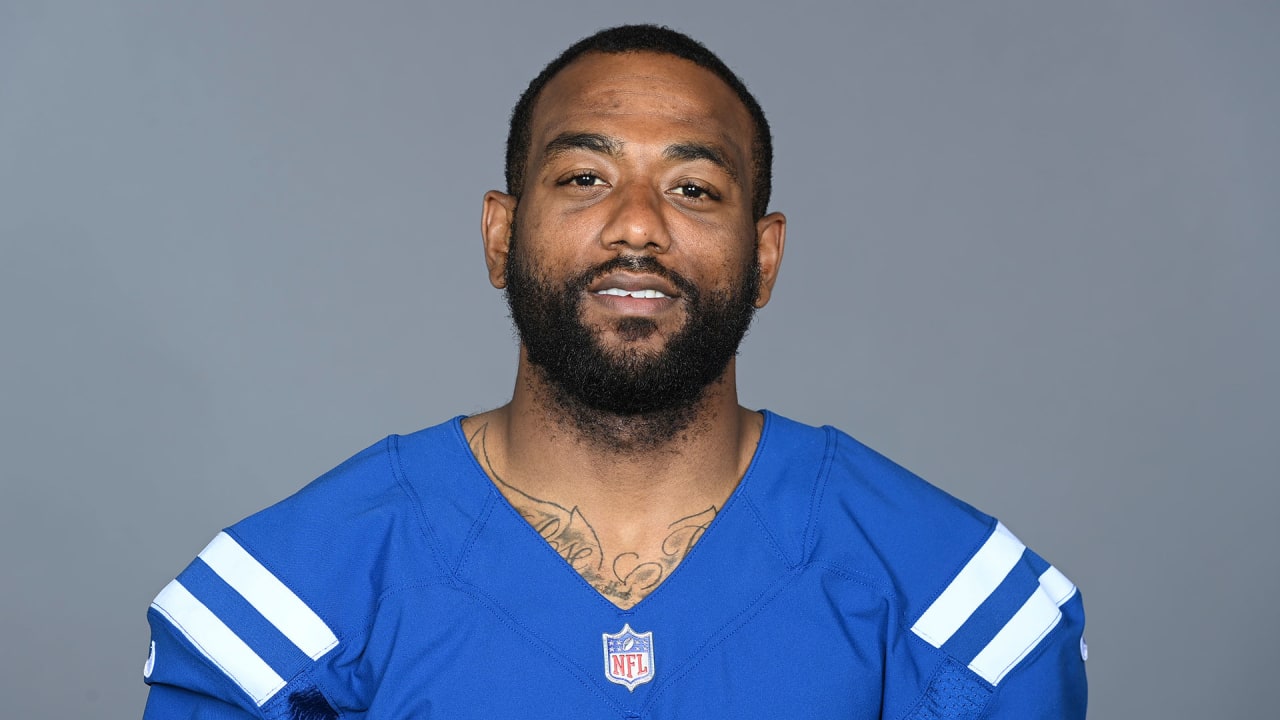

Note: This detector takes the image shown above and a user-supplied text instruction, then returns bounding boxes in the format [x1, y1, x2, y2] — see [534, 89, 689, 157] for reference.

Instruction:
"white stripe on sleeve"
[968, 566, 1078, 685]
[198, 532, 339, 660]
[151, 580, 286, 706]
[1037, 565, 1077, 606]
[911, 522, 1026, 648]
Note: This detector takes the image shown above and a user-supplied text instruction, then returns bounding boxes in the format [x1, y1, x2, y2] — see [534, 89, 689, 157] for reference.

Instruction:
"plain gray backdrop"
[2, 1, 1277, 717]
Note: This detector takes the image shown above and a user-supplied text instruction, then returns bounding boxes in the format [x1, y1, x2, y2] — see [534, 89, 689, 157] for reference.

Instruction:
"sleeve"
[978, 590, 1087, 718]
[143, 681, 259, 720]
[892, 522, 1088, 719]
[142, 613, 261, 719]
[141, 532, 342, 720]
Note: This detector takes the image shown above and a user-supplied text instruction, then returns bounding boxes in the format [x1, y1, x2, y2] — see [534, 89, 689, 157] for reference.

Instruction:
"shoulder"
[143, 417, 478, 717]
[750, 412, 1088, 717]
[811, 422, 999, 596]
[747, 411, 998, 580]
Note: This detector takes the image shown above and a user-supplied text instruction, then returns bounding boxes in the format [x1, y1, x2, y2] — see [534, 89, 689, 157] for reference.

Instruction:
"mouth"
[593, 287, 670, 299]
[587, 272, 681, 299]
[586, 272, 681, 316]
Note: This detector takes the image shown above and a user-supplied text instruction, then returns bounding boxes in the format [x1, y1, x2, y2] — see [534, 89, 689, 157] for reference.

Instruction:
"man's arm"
[893, 523, 1088, 719]
[141, 532, 342, 720]
[976, 590, 1088, 719]
[141, 604, 265, 719]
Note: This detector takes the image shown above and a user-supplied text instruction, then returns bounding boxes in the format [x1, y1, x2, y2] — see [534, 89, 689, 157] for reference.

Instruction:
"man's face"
[490, 51, 782, 419]
[504, 217, 760, 417]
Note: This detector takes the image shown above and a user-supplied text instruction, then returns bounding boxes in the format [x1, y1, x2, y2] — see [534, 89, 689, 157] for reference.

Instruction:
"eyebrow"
[541, 132, 740, 182]
[663, 142, 739, 182]
[543, 132, 622, 161]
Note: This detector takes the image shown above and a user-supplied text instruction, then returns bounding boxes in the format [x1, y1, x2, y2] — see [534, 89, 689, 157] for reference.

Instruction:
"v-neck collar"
[451, 412, 772, 612]
[429, 410, 827, 710]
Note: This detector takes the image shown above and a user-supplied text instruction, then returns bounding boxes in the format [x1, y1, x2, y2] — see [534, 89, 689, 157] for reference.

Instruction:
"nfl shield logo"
[603, 624, 655, 691]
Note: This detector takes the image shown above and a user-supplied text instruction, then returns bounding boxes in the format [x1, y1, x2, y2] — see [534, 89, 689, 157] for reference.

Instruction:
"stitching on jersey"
[638, 567, 799, 711]
[809, 560, 899, 603]
[806, 563, 916, 717]
[440, 417, 617, 607]
[387, 433, 459, 584]
[640, 563, 907, 713]
[740, 493, 791, 566]
[810, 562, 971, 719]
[731, 412, 795, 568]
[152, 602, 277, 714]
[342, 433, 473, 636]
[911, 517, 999, 630]
[629, 411, 777, 607]
[801, 426, 839, 566]
[894, 519, 1001, 695]
[454, 577, 629, 714]
[481, 474, 623, 610]
[994, 617, 1060, 685]
[453, 489, 497, 578]
[353, 574, 627, 715]
[985, 598, 1070, 686]
[224, 528, 347, 657]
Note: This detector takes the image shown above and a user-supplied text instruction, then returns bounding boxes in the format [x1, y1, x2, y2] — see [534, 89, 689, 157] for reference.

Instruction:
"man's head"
[505, 25, 773, 221]
[482, 26, 786, 445]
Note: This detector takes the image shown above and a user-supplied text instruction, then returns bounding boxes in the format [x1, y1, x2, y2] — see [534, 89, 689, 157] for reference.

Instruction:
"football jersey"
[142, 411, 1087, 718]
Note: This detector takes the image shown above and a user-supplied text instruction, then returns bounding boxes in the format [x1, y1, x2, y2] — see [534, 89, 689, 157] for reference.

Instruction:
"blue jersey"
[142, 412, 1086, 718]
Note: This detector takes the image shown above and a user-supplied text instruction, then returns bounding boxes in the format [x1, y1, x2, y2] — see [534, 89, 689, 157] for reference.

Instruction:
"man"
[142, 25, 1086, 719]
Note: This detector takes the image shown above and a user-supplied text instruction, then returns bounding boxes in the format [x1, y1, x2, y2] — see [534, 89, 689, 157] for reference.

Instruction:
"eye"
[558, 172, 607, 187]
[672, 181, 720, 201]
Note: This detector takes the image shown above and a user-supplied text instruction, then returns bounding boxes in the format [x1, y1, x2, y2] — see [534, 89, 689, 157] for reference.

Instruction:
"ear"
[752, 211, 786, 308]
[481, 190, 518, 289]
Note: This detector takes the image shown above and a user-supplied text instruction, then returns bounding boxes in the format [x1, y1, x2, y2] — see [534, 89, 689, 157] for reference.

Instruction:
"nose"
[599, 181, 671, 253]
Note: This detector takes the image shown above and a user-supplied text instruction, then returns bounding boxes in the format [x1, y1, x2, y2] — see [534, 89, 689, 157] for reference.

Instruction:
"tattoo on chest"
[468, 422, 718, 608]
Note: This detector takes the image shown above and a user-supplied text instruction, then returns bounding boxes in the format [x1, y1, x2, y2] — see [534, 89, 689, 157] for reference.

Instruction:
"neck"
[460, 354, 762, 609]
[466, 354, 759, 517]
[527, 365, 720, 456]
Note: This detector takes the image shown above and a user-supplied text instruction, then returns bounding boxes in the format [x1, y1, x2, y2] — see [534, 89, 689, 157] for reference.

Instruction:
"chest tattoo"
[468, 422, 718, 609]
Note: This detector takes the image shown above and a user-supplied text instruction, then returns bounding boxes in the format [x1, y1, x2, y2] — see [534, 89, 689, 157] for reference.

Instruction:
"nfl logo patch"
[602, 623, 655, 691]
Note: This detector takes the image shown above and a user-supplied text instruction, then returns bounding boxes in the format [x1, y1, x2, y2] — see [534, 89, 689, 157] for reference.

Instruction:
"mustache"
[568, 255, 700, 301]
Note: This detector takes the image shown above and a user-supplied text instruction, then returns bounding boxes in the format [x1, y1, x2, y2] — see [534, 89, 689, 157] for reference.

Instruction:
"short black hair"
[505, 24, 773, 220]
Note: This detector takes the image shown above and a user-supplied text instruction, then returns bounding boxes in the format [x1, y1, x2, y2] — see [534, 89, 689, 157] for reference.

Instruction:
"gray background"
[2, 1, 1276, 717]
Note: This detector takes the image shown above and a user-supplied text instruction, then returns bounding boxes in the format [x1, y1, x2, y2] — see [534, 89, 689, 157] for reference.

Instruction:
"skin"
[464, 51, 787, 609]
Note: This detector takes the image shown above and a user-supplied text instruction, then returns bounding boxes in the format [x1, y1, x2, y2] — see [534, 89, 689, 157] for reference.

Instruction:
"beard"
[503, 222, 760, 446]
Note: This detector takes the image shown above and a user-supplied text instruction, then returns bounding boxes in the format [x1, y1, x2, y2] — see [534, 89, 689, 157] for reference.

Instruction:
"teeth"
[595, 288, 668, 299]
